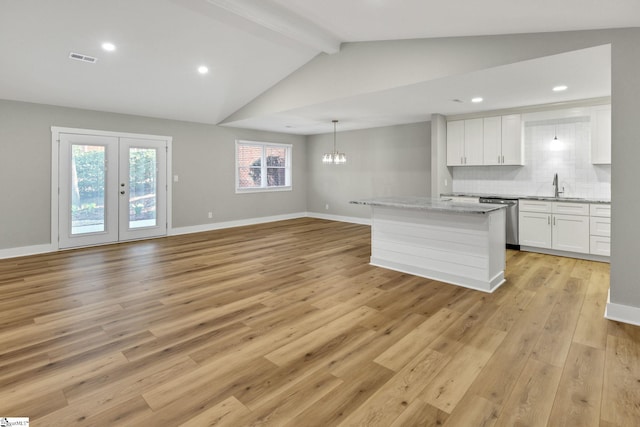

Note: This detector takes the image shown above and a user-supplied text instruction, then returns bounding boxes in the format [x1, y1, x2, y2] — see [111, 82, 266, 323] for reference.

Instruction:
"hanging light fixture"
[550, 123, 562, 151]
[322, 120, 346, 164]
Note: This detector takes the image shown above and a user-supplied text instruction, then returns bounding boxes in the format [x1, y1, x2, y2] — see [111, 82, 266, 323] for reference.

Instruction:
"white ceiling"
[222, 45, 612, 134]
[0, 0, 635, 134]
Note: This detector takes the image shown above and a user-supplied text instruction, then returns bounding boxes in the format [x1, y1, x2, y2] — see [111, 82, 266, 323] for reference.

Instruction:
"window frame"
[235, 140, 293, 193]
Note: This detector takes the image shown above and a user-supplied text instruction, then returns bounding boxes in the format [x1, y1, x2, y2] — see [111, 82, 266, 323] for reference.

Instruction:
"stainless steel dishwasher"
[479, 197, 519, 249]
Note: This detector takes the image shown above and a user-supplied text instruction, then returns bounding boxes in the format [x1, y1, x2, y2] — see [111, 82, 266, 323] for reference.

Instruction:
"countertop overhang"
[350, 196, 507, 214]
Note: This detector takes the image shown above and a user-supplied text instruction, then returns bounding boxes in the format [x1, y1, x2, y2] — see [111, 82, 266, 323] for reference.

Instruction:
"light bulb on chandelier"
[322, 120, 346, 164]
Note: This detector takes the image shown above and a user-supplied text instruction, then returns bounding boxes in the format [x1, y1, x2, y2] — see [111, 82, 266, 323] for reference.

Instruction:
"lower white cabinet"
[552, 214, 590, 253]
[589, 203, 611, 256]
[519, 211, 551, 248]
[519, 201, 591, 255]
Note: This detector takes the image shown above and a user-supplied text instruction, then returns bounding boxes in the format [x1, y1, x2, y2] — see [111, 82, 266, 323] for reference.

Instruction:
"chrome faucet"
[553, 173, 564, 198]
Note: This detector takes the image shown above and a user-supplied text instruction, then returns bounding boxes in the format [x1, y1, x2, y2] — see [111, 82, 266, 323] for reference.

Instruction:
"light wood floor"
[1, 218, 639, 426]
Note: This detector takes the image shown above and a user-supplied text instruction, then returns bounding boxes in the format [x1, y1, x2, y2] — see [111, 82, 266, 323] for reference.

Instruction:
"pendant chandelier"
[322, 119, 346, 164]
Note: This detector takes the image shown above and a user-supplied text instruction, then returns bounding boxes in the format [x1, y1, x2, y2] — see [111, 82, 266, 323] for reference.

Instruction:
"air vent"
[69, 52, 97, 63]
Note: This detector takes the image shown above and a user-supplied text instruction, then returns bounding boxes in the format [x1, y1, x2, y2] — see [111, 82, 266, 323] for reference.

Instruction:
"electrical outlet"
[325, 203, 329, 210]
[208, 212, 213, 219]
[174, 175, 179, 182]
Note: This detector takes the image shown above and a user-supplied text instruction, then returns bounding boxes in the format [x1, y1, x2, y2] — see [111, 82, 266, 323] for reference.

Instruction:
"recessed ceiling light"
[553, 85, 568, 92]
[471, 97, 483, 103]
[198, 66, 209, 74]
[101, 42, 116, 52]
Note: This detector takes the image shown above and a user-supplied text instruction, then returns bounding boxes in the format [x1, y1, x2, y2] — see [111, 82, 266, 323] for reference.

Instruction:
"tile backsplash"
[452, 117, 611, 200]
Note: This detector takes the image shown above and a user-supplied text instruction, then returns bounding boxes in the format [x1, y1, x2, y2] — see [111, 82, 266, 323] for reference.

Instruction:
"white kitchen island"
[352, 197, 507, 293]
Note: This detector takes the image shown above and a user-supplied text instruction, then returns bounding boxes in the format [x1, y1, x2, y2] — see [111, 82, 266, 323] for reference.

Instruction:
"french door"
[58, 132, 167, 249]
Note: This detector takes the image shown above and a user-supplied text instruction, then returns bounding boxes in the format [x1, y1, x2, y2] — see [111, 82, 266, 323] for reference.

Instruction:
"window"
[236, 140, 292, 192]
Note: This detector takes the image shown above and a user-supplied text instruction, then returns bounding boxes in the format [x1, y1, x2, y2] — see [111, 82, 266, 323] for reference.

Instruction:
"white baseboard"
[306, 212, 371, 226]
[0, 213, 367, 260]
[0, 243, 55, 260]
[605, 289, 640, 326]
[519, 246, 610, 263]
[169, 212, 309, 236]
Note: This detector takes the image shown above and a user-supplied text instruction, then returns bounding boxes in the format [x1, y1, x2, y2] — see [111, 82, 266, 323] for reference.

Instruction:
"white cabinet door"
[591, 105, 611, 164]
[447, 120, 465, 166]
[590, 236, 611, 256]
[501, 114, 523, 165]
[464, 118, 484, 165]
[590, 216, 611, 237]
[552, 214, 590, 253]
[519, 211, 551, 248]
[483, 116, 502, 165]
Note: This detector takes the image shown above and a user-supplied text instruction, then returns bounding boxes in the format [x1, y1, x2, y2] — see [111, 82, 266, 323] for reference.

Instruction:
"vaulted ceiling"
[1, 0, 638, 134]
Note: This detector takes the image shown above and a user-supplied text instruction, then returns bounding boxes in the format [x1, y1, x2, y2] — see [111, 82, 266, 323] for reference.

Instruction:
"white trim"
[51, 127, 172, 141]
[1, 212, 366, 260]
[235, 140, 292, 193]
[519, 245, 610, 263]
[605, 289, 640, 326]
[169, 212, 308, 236]
[51, 126, 173, 250]
[0, 244, 55, 260]
[306, 212, 371, 226]
[370, 257, 505, 294]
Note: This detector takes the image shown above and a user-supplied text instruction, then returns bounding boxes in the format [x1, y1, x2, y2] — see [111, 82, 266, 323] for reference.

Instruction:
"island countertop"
[350, 196, 506, 214]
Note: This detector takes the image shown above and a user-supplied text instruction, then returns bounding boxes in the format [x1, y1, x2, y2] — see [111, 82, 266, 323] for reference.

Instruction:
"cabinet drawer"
[590, 204, 611, 218]
[590, 235, 610, 256]
[552, 202, 589, 216]
[590, 216, 611, 237]
[519, 200, 551, 213]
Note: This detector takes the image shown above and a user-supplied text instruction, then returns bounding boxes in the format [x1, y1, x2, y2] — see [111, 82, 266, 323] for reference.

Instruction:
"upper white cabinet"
[501, 114, 524, 165]
[482, 116, 502, 165]
[465, 119, 484, 166]
[591, 104, 611, 164]
[448, 114, 523, 166]
[446, 119, 483, 166]
[446, 120, 465, 166]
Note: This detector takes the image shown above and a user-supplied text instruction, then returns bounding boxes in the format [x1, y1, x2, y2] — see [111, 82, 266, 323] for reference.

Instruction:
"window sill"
[235, 186, 292, 194]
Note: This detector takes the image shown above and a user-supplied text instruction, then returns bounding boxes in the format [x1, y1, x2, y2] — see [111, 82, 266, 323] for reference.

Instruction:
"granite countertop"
[350, 196, 507, 214]
[441, 192, 611, 204]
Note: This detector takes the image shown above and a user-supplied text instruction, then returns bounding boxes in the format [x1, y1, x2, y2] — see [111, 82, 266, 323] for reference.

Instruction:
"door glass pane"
[71, 144, 106, 234]
[129, 147, 157, 228]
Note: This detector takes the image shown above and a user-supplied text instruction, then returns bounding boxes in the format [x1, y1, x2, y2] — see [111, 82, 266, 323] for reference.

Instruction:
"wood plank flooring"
[1, 218, 639, 426]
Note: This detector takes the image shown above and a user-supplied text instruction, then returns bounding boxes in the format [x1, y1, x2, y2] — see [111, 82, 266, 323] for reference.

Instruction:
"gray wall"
[230, 28, 640, 318]
[307, 122, 431, 218]
[0, 99, 307, 250]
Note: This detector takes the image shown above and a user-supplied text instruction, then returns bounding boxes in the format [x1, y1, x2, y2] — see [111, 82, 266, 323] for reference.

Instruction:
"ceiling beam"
[206, 0, 341, 54]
